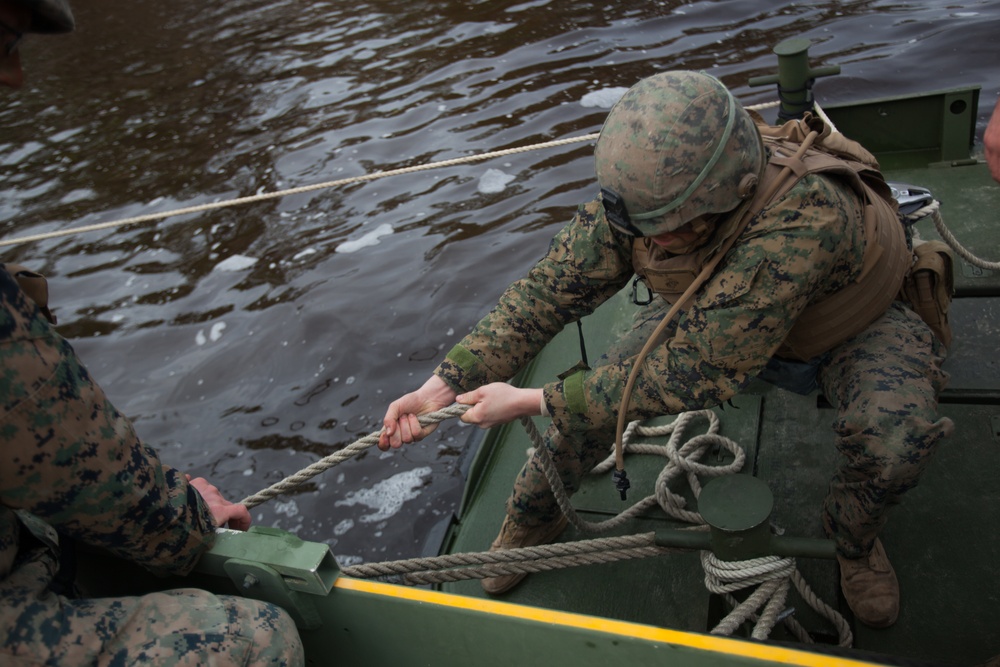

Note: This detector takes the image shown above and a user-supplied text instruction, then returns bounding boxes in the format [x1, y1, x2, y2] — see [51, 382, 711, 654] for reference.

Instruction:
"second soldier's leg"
[3, 582, 304, 666]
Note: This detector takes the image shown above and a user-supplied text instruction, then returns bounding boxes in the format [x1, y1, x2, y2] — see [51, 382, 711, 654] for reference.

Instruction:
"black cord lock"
[613, 468, 630, 501]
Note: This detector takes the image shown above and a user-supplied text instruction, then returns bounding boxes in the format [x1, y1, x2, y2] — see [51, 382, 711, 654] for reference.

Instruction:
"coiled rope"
[702, 552, 851, 646]
[524, 410, 745, 533]
[523, 410, 850, 646]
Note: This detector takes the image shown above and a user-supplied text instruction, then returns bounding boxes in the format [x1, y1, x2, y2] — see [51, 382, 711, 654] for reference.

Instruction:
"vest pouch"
[779, 197, 910, 361]
[901, 240, 954, 348]
[637, 253, 701, 305]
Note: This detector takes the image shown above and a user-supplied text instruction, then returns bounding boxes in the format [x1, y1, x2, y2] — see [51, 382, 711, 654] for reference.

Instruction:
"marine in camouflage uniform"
[1, 1, 303, 664]
[0, 267, 304, 665]
[383, 71, 952, 628]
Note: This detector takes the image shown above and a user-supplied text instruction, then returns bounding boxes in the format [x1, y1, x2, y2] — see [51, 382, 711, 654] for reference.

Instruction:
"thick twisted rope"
[0, 134, 599, 248]
[341, 531, 669, 585]
[702, 551, 852, 647]
[906, 200, 1000, 271]
[239, 404, 470, 508]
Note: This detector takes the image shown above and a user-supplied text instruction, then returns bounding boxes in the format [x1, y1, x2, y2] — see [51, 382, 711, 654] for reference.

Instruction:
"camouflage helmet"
[595, 71, 763, 237]
[13, 0, 74, 33]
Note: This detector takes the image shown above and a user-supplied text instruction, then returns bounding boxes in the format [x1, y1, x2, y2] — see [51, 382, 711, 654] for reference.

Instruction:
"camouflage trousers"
[507, 299, 953, 559]
[1, 546, 304, 666]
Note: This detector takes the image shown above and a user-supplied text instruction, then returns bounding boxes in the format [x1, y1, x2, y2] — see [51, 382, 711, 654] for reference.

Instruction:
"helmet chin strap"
[611, 130, 820, 499]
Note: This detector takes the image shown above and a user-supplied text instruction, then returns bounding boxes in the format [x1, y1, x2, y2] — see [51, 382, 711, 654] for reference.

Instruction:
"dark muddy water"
[2, 0, 998, 566]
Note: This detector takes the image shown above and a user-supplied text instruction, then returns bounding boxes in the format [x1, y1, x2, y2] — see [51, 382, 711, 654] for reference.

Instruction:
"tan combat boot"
[837, 537, 899, 628]
[480, 514, 569, 595]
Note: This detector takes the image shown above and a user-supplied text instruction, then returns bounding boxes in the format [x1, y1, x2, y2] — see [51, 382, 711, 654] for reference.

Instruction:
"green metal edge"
[822, 85, 981, 169]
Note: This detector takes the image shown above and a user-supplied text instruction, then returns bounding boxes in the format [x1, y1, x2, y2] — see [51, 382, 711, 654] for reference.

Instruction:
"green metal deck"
[439, 108, 1000, 664]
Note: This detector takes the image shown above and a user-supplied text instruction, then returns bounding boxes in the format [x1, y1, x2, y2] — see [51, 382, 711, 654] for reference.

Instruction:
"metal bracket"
[194, 525, 339, 629]
[222, 558, 323, 629]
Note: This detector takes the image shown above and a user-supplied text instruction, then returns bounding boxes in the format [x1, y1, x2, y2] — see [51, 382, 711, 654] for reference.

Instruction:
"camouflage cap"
[13, 0, 74, 33]
[595, 71, 763, 236]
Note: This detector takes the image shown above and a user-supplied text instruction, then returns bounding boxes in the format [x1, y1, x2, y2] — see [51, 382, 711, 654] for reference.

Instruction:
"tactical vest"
[632, 114, 911, 361]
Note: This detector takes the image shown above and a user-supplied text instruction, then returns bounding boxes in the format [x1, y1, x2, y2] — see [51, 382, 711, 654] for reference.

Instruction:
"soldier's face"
[649, 215, 717, 253]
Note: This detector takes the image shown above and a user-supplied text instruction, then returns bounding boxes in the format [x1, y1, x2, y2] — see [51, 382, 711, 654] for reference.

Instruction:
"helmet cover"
[595, 71, 763, 236]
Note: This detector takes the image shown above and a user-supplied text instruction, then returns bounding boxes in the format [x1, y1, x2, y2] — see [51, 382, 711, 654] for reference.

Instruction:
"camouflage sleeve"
[0, 267, 216, 576]
[543, 174, 866, 435]
[434, 197, 635, 392]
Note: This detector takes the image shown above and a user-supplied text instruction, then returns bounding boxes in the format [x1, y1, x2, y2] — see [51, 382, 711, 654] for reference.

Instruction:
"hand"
[986, 98, 1000, 183]
[187, 476, 252, 531]
[456, 383, 543, 429]
[379, 375, 457, 450]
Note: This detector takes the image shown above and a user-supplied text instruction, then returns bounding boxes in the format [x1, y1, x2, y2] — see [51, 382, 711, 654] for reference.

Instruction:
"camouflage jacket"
[0, 265, 216, 587]
[434, 170, 865, 437]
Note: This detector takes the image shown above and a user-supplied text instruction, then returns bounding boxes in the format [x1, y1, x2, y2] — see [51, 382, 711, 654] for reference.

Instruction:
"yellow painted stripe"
[335, 577, 880, 667]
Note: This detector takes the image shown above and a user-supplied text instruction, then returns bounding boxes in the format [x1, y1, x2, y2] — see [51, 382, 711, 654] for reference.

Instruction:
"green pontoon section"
[77, 527, 895, 667]
[308, 578, 895, 667]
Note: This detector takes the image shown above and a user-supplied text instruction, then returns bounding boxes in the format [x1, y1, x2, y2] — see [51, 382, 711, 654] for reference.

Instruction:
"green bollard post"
[747, 37, 841, 120]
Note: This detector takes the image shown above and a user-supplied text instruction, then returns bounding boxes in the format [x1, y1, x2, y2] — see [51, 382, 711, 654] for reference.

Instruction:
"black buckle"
[601, 188, 645, 237]
[630, 276, 653, 306]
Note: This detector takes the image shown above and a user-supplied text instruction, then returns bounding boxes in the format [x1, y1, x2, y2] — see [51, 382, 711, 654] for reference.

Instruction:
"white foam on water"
[580, 87, 629, 108]
[209, 322, 226, 341]
[60, 189, 95, 204]
[337, 554, 364, 567]
[274, 499, 299, 517]
[213, 254, 258, 272]
[195, 321, 227, 345]
[292, 247, 318, 261]
[478, 168, 516, 194]
[334, 466, 432, 523]
[333, 518, 354, 536]
[336, 223, 394, 253]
